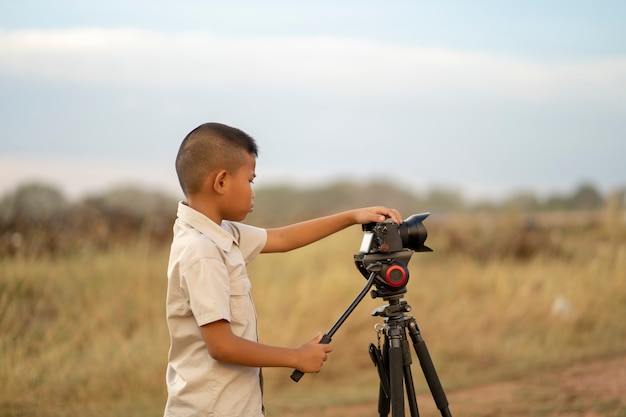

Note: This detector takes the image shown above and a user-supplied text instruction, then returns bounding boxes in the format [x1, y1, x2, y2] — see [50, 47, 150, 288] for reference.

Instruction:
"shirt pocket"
[229, 277, 253, 331]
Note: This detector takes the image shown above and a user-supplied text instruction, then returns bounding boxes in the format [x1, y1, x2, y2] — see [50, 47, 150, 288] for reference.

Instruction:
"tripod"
[369, 293, 452, 417]
[290, 214, 447, 415]
[291, 267, 452, 417]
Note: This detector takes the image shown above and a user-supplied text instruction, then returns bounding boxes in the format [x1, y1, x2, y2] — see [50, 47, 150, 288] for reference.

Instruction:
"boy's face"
[222, 151, 257, 222]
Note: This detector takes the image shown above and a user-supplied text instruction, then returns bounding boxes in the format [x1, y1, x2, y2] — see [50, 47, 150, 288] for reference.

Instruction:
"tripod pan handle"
[290, 333, 332, 382]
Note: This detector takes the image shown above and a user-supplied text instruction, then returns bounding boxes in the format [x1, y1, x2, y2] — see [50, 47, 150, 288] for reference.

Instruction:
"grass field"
[1, 210, 624, 416]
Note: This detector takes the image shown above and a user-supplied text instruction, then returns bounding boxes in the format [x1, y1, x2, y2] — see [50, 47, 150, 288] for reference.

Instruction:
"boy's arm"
[200, 320, 332, 373]
[262, 206, 402, 253]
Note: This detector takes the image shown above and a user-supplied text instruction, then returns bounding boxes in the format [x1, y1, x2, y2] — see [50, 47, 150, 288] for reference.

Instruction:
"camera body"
[360, 221, 405, 254]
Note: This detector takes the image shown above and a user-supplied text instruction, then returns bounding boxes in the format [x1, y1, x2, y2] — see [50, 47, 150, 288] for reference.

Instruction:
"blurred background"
[1, 1, 625, 416]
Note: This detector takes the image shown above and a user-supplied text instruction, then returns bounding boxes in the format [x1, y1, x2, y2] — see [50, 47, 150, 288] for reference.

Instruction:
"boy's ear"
[213, 170, 229, 194]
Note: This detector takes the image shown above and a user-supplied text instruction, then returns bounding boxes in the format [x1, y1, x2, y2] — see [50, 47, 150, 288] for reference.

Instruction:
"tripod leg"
[401, 336, 420, 417]
[407, 319, 452, 417]
[387, 326, 405, 417]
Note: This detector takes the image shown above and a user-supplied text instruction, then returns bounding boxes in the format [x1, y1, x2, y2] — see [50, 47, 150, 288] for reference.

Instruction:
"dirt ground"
[283, 353, 626, 417]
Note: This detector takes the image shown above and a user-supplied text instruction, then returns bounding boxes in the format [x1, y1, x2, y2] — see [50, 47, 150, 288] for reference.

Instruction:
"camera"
[359, 213, 432, 255]
[354, 213, 432, 297]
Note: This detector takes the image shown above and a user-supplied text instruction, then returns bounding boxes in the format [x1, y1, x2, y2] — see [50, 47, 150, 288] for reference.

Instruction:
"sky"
[1, 0, 625, 202]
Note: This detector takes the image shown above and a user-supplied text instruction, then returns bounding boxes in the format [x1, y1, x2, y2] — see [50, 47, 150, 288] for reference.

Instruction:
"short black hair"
[175, 122, 259, 196]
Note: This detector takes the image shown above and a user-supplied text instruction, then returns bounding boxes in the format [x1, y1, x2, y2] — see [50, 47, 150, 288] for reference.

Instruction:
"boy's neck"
[184, 198, 222, 225]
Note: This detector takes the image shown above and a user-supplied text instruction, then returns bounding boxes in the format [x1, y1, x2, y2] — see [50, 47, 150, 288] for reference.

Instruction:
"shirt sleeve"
[181, 256, 232, 327]
[227, 222, 267, 264]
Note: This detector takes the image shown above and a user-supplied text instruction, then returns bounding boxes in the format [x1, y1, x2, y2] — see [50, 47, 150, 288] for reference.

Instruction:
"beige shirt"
[164, 202, 267, 417]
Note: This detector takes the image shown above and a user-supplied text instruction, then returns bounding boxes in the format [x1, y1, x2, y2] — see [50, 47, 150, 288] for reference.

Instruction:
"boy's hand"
[294, 332, 333, 373]
[354, 206, 402, 225]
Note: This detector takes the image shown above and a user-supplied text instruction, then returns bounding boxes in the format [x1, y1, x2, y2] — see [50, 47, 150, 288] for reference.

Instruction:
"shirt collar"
[176, 201, 236, 252]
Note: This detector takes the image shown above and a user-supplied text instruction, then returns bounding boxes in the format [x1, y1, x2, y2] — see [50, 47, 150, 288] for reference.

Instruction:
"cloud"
[1, 28, 625, 100]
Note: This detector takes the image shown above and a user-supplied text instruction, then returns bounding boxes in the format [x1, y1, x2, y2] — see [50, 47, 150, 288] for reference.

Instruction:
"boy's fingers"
[385, 208, 402, 223]
[371, 207, 402, 224]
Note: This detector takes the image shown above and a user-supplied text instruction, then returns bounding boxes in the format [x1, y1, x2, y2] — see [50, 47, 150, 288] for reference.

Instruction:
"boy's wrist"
[349, 209, 362, 226]
[289, 346, 304, 370]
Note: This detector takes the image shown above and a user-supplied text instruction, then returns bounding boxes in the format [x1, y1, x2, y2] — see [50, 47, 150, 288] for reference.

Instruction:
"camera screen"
[359, 231, 374, 253]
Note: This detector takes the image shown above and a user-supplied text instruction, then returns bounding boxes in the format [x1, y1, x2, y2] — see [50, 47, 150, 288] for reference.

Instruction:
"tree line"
[0, 180, 622, 258]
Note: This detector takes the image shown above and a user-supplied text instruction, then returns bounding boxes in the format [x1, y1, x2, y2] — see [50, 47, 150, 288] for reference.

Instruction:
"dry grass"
[1, 210, 625, 416]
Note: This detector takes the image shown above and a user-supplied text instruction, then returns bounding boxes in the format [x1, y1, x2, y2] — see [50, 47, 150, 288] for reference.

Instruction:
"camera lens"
[398, 213, 432, 252]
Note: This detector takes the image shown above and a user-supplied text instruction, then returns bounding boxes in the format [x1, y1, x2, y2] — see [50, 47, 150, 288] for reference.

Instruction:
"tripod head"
[354, 251, 412, 299]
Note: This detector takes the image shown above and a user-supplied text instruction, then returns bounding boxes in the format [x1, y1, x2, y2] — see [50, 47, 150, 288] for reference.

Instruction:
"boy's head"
[175, 122, 259, 197]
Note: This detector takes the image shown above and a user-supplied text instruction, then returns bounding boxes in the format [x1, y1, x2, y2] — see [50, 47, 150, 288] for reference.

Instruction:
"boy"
[164, 122, 402, 416]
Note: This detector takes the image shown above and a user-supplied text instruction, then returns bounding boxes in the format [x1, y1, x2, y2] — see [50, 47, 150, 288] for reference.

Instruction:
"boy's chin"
[231, 213, 250, 222]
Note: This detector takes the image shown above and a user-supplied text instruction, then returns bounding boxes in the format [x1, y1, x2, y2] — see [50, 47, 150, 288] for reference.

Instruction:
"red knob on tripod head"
[383, 261, 409, 288]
